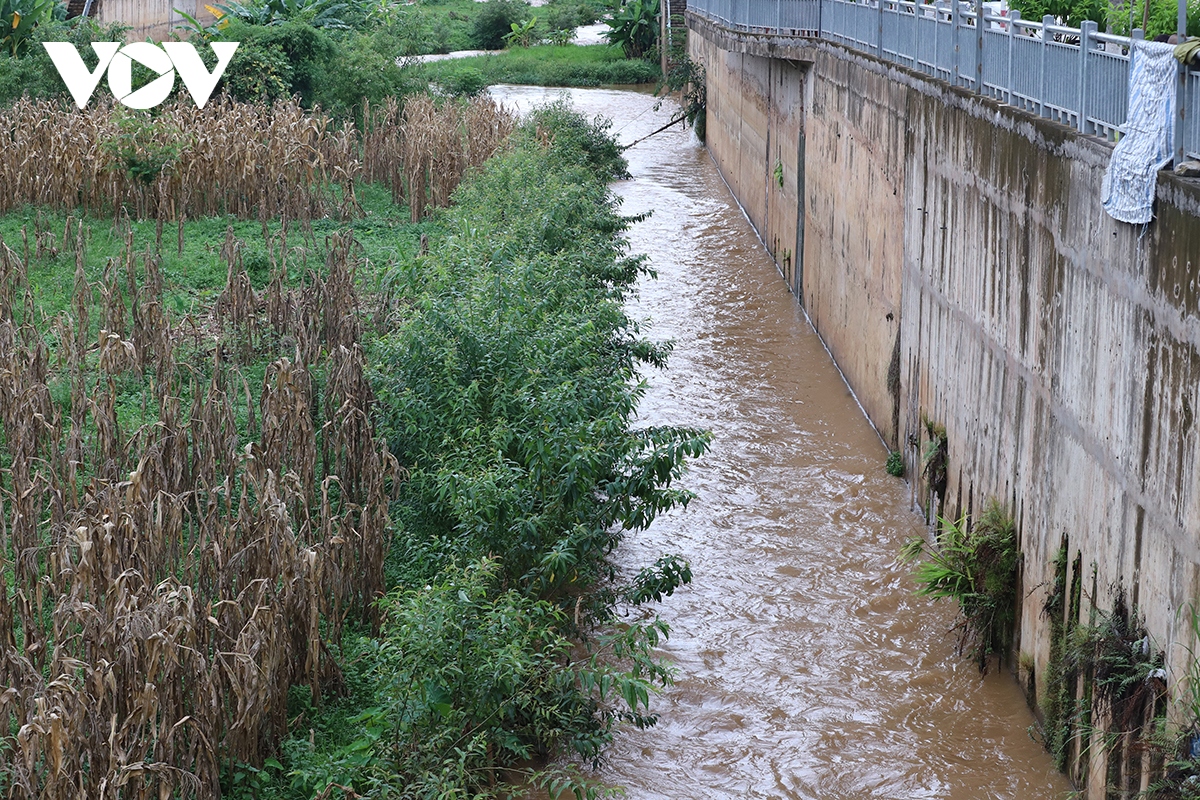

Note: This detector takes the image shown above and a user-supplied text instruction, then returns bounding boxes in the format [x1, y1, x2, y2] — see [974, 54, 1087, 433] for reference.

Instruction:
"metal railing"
[688, 0, 1199, 160]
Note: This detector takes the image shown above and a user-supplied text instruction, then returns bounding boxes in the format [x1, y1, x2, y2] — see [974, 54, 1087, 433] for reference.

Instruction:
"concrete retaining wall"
[689, 15, 1200, 795]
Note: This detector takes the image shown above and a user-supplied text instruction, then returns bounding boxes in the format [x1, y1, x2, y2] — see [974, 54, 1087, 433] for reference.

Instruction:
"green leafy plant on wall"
[658, 52, 706, 140]
[1142, 604, 1200, 798]
[901, 499, 1020, 671]
[920, 415, 948, 499]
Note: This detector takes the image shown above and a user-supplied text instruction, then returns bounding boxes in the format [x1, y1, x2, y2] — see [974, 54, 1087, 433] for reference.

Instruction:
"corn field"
[0, 214, 403, 798]
[362, 95, 519, 223]
[0, 94, 515, 222]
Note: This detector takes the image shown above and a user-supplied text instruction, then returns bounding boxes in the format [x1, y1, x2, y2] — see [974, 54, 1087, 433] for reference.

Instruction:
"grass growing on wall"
[900, 499, 1021, 671]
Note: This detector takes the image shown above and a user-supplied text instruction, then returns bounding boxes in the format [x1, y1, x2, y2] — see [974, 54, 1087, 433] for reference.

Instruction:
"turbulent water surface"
[492, 85, 1072, 800]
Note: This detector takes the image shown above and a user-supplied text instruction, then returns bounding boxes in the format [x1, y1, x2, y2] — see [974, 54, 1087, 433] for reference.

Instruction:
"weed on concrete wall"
[1037, 568, 1170, 793]
[900, 499, 1020, 672]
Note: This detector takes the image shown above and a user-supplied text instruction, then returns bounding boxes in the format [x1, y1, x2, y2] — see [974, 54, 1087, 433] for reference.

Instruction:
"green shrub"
[217, 19, 336, 106]
[286, 560, 674, 797]
[221, 35, 293, 103]
[311, 28, 414, 116]
[885, 450, 904, 477]
[100, 109, 190, 184]
[1019, 0, 1200, 36]
[216, 0, 352, 29]
[214, 20, 415, 116]
[1104, 0, 1200, 37]
[281, 102, 709, 799]
[439, 65, 489, 96]
[471, 0, 530, 49]
[373, 119, 704, 591]
[522, 98, 629, 179]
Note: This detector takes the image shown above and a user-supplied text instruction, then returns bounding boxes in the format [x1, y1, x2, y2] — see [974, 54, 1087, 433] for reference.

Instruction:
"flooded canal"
[492, 85, 1071, 800]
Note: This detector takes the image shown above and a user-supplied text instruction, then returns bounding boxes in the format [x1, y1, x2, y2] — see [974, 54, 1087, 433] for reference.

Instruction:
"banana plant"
[603, 0, 658, 59]
[502, 15, 538, 47]
[173, 4, 230, 40]
[1, 0, 55, 57]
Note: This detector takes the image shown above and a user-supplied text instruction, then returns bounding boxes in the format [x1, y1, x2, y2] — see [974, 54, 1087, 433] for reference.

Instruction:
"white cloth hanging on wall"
[1101, 40, 1177, 225]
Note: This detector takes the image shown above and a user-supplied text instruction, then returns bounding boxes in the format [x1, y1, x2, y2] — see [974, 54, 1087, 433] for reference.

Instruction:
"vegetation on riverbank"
[283, 101, 709, 798]
[419, 43, 660, 94]
[0, 0, 657, 109]
[0, 86, 707, 799]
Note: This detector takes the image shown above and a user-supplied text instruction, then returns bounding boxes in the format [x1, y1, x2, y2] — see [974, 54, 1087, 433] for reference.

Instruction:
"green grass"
[0, 183, 417, 317]
[416, 43, 661, 89]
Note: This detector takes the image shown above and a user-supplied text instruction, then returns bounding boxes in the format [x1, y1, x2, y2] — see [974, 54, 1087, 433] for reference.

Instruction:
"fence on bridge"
[688, 0, 1200, 161]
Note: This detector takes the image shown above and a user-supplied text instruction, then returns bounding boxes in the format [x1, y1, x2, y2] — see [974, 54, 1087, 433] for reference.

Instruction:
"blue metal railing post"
[952, 1, 962, 85]
[877, 0, 885, 57]
[1007, 10, 1019, 104]
[975, 0, 984, 93]
[1078, 20, 1097, 132]
[1177, 0, 1188, 165]
[1040, 15, 1053, 117]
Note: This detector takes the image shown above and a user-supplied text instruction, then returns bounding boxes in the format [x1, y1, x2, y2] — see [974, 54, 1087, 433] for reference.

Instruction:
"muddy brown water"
[491, 85, 1072, 800]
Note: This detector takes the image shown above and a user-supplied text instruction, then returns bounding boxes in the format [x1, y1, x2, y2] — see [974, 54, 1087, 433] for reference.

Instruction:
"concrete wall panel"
[689, 15, 1200, 794]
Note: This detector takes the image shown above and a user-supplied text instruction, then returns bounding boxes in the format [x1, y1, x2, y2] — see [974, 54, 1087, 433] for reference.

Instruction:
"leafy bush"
[310, 27, 416, 116]
[885, 450, 904, 477]
[288, 560, 675, 797]
[214, 19, 416, 116]
[100, 109, 190, 184]
[1008, 0, 1104, 28]
[901, 499, 1020, 670]
[373, 104, 705, 596]
[0, 17, 126, 106]
[438, 64, 489, 96]
[544, 0, 603, 27]
[1016, 0, 1200, 36]
[215, 0, 352, 29]
[217, 19, 336, 105]
[221, 34, 294, 103]
[280, 102, 709, 799]
[471, 0, 530, 49]
[522, 98, 630, 179]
